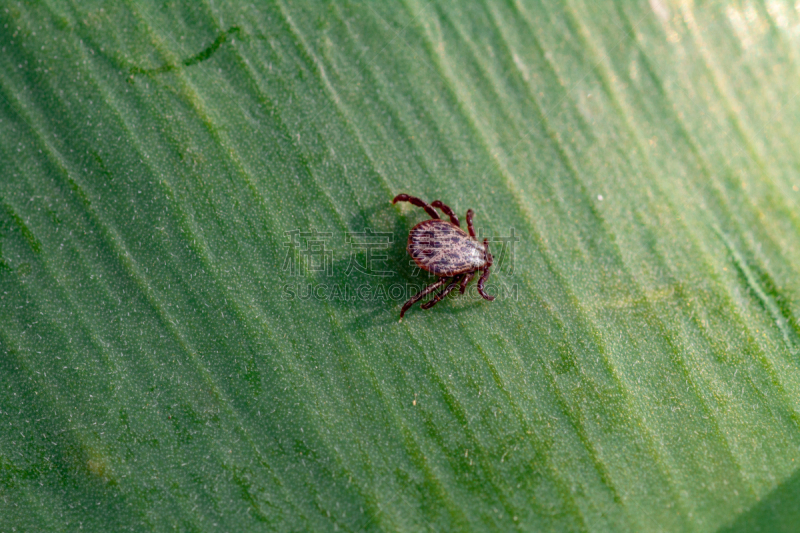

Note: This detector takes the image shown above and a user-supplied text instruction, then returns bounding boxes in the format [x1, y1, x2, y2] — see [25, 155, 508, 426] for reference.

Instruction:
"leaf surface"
[1, 1, 800, 531]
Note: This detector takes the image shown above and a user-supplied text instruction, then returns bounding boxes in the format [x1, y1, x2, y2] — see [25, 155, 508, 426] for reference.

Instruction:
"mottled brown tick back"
[392, 194, 495, 318]
[408, 220, 487, 277]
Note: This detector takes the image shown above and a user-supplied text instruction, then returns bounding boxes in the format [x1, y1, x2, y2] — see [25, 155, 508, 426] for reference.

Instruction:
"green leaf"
[2, 1, 800, 531]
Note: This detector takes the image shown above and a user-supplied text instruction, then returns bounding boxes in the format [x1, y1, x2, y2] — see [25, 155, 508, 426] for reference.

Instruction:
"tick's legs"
[466, 209, 476, 238]
[459, 271, 475, 294]
[477, 267, 494, 301]
[431, 201, 460, 227]
[393, 194, 440, 220]
[477, 238, 495, 301]
[400, 278, 448, 319]
[421, 277, 460, 310]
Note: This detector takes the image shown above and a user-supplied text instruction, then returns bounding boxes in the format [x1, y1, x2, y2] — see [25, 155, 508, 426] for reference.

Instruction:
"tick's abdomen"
[408, 219, 486, 276]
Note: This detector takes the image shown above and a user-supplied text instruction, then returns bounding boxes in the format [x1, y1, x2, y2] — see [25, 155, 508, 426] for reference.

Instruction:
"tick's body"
[408, 220, 486, 276]
[393, 194, 494, 318]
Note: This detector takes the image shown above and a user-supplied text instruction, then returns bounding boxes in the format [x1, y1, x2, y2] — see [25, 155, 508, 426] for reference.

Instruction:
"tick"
[392, 194, 495, 319]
